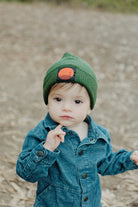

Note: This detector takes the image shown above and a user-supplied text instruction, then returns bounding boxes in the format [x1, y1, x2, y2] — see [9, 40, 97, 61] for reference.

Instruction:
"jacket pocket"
[36, 184, 74, 207]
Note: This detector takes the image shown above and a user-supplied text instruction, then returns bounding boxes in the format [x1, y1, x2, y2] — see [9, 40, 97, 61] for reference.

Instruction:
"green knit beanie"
[43, 52, 98, 109]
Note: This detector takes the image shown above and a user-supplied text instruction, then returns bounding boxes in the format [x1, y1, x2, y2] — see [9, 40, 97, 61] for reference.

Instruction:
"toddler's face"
[47, 83, 91, 128]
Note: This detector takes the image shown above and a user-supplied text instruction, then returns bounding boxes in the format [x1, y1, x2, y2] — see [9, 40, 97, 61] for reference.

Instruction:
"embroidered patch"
[57, 67, 76, 81]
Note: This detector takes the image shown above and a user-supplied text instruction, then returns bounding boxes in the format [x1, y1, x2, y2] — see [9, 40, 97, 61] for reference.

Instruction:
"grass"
[73, 0, 138, 14]
[1, 0, 138, 14]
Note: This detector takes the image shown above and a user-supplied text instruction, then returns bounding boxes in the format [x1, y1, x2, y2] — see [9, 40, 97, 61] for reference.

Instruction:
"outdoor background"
[0, 0, 138, 206]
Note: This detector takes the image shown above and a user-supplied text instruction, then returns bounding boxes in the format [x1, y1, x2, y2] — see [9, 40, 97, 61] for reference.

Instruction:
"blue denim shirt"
[16, 113, 137, 207]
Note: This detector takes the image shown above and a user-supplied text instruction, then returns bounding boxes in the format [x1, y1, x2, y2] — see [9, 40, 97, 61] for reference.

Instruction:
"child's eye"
[75, 100, 82, 104]
[54, 97, 62, 102]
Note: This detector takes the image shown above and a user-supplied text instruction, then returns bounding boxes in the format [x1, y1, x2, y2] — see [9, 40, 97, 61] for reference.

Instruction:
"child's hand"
[130, 151, 138, 165]
[43, 125, 66, 152]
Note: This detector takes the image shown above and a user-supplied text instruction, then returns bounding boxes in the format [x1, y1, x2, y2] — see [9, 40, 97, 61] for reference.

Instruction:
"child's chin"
[59, 121, 71, 128]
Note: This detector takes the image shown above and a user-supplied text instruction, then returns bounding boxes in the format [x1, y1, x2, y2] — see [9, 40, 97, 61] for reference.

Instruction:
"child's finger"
[57, 134, 65, 143]
[57, 130, 65, 143]
[55, 124, 63, 130]
[54, 125, 66, 142]
[55, 125, 65, 134]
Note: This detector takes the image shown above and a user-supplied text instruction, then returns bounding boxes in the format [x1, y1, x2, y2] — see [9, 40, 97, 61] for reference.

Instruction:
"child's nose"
[62, 101, 72, 111]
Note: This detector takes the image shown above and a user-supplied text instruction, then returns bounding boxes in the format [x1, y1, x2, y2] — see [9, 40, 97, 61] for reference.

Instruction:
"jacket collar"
[85, 116, 108, 143]
[44, 113, 109, 144]
[44, 113, 59, 131]
[87, 115, 109, 143]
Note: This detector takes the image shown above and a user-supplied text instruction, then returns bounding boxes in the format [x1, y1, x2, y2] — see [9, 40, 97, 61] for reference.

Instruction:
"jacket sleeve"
[97, 127, 138, 176]
[16, 121, 60, 183]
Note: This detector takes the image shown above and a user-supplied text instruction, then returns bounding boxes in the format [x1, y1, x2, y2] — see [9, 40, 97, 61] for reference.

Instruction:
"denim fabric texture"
[16, 113, 137, 207]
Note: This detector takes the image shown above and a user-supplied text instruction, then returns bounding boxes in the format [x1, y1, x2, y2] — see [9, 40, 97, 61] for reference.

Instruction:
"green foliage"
[79, 0, 138, 13]
[89, 0, 138, 13]
[1, 0, 138, 13]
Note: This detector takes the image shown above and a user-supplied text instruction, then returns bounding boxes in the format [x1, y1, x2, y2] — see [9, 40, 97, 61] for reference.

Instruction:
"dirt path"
[0, 2, 138, 206]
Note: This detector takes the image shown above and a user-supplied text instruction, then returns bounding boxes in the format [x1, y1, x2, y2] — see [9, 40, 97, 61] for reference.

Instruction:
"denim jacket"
[16, 113, 137, 207]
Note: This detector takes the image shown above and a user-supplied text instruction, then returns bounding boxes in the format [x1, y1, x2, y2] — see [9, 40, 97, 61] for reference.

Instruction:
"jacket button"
[84, 196, 88, 202]
[82, 173, 87, 179]
[37, 151, 43, 157]
[79, 150, 83, 155]
[90, 138, 94, 141]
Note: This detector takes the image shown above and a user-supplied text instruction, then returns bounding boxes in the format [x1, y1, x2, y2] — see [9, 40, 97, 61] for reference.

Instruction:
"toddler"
[16, 52, 138, 207]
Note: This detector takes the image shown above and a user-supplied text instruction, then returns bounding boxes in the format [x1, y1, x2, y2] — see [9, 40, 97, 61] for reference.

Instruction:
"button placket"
[77, 145, 89, 203]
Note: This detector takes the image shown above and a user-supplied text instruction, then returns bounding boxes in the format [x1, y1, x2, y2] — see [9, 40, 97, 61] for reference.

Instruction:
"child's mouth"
[60, 116, 73, 120]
